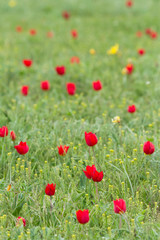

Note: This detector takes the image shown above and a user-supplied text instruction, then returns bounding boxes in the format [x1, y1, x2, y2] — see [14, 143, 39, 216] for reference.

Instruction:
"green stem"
[95, 182, 99, 202]
[50, 196, 53, 212]
[119, 214, 122, 229]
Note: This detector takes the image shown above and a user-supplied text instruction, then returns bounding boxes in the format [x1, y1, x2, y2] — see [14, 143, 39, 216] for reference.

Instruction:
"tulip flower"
[22, 59, 32, 68]
[0, 126, 8, 137]
[71, 29, 78, 38]
[70, 56, 80, 64]
[29, 29, 36, 35]
[16, 26, 22, 32]
[128, 105, 136, 113]
[85, 132, 98, 147]
[83, 166, 92, 179]
[21, 86, 29, 96]
[126, 0, 133, 7]
[150, 31, 158, 39]
[114, 199, 126, 228]
[76, 210, 89, 224]
[136, 31, 142, 38]
[83, 164, 102, 201]
[126, 63, 134, 75]
[55, 66, 66, 76]
[17, 217, 26, 227]
[41, 81, 50, 90]
[66, 83, 76, 95]
[10, 131, 16, 141]
[138, 49, 145, 55]
[83, 165, 103, 182]
[45, 183, 56, 196]
[113, 199, 126, 214]
[45, 183, 56, 212]
[14, 142, 29, 155]
[47, 31, 53, 38]
[146, 28, 152, 35]
[92, 80, 102, 91]
[143, 141, 155, 155]
[62, 11, 70, 19]
[57, 145, 69, 156]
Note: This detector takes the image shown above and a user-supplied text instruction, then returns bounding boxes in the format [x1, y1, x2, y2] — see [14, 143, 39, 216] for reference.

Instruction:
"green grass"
[0, 0, 160, 239]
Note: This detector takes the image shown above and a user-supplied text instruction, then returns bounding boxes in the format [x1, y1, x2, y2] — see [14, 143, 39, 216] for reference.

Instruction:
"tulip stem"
[95, 182, 99, 202]
[1, 139, 6, 176]
[92, 147, 96, 165]
[50, 196, 53, 212]
[119, 214, 122, 229]
[123, 213, 131, 232]
[119, 124, 122, 146]
[89, 147, 91, 157]
[92, 147, 101, 170]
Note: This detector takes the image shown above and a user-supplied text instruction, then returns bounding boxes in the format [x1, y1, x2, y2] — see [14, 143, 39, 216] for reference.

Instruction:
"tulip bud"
[0, 126, 8, 137]
[143, 141, 155, 155]
[113, 199, 126, 214]
[10, 131, 16, 141]
[76, 209, 89, 224]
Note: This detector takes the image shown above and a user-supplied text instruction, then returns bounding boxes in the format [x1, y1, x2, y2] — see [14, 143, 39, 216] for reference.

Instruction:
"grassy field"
[0, 0, 160, 239]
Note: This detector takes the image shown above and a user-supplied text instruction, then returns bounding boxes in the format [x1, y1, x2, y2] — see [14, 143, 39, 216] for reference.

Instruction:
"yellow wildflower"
[8, 0, 17, 7]
[122, 68, 127, 75]
[7, 184, 11, 191]
[112, 116, 121, 124]
[89, 48, 96, 55]
[107, 44, 119, 55]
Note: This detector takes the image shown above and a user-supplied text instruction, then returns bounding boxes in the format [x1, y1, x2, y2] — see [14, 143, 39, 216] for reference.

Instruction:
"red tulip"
[146, 28, 152, 35]
[55, 66, 66, 76]
[21, 86, 29, 96]
[0, 126, 8, 137]
[145, 28, 158, 39]
[14, 142, 29, 155]
[45, 183, 56, 196]
[150, 31, 158, 39]
[41, 81, 50, 90]
[10, 131, 16, 141]
[16, 26, 22, 32]
[83, 165, 103, 182]
[126, 63, 134, 75]
[92, 169, 103, 182]
[47, 31, 53, 38]
[66, 83, 76, 95]
[85, 132, 98, 147]
[76, 210, 89, 224]
[83, 166, 93, 179]
[138, 49, 145, 55]
[143, 141, 155, 155]
[71, 29, 78, 38]
[128, 105, 136, 113]
[57, 145, 69, 156]
[113, 199, 126, 214]
[17, 217, 26, 227]
[126, 0, 133, 7]
[29, 29, 36, 35]
[23, 59, 32, 68]
[92, 80, 102, 91]
[136, 31, 142, 38]
[62, 11, 70, 19]
[70, 56, 80, 64]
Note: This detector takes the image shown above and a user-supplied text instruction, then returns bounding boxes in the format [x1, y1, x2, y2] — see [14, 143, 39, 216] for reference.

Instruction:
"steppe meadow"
[0, 0, 160, 239]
